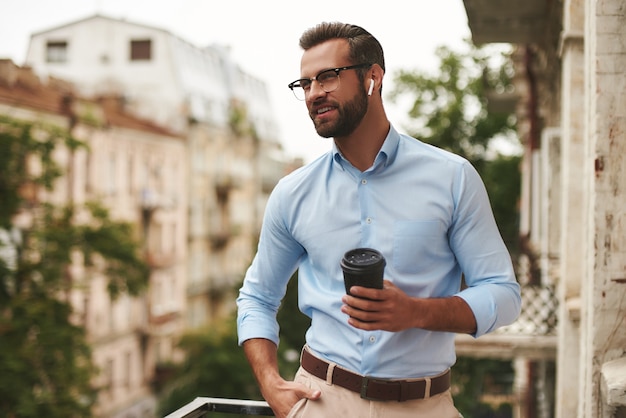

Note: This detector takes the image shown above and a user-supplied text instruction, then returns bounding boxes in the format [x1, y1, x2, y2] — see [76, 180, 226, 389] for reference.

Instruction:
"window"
[107, 152, 117, 195]
[126, 155, 133, 194]
[46, 41, 68, 63]
[123, 351, 131, 388]
[85, 151, 92, 193]
[104, 358, 114, 393]
[130, 39, 152, 61]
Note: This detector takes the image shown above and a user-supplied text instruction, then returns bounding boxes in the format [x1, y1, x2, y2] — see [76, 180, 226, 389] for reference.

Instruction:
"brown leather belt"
[301, 347, 450, 402]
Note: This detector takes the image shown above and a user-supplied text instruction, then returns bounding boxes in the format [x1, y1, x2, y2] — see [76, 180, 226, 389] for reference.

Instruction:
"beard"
[310, 89, 369, 138]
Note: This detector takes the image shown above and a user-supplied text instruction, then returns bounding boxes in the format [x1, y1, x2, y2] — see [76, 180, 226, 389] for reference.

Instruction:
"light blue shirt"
[237, 125, 520, 379]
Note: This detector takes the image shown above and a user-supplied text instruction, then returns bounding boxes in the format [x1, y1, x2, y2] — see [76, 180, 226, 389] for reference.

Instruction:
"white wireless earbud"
[368, 79, 375, 96]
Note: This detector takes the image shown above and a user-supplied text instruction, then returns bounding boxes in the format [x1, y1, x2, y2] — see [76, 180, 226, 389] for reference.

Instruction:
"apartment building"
[0, 59, 187, 417]
[24, 14, 279, 139]
[22, 14, 291, 330]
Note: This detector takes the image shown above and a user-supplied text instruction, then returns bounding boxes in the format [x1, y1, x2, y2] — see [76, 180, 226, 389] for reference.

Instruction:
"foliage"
[480, 155, 522, 256]
[452, 357, 515, 418]
[74, 201, 150, 298]
[390, 42, 521, 417]
[0, 115, 79, 228]
[390, 42, 518, 170]
[276, 271, 311, 378]
[0, 115, 149, 417]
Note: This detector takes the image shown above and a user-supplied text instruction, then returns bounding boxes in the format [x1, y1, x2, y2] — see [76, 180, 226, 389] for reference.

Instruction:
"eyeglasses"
[287, 63, 371, 101]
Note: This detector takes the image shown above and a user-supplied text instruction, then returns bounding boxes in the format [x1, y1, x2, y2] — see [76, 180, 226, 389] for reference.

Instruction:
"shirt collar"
[332, 124, 400, 171]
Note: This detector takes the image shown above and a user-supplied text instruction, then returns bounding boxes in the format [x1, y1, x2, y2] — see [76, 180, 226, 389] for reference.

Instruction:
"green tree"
[390, 42, 518, 162]
[0, 115, 149, 417]
[389, 42, 521, 417]
[453, 357, 515, 418]
[276, 272, 311, 378]
[481, 155, 521, 257]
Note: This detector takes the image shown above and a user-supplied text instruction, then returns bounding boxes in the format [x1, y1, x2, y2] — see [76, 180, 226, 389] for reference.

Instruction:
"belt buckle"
[360, 376, 377, 400]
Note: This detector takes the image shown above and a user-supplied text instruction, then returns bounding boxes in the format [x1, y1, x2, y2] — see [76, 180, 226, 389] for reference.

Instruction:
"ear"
[368, 64, 384, 95]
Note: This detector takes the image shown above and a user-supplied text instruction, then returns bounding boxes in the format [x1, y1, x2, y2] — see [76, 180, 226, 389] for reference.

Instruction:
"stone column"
[580, 0, 626, 416]
[556, 0, 585, 416]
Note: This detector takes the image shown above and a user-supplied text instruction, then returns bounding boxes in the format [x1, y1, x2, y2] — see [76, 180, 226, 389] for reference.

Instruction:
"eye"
[299, 79, 312, 90]
[317, 70, 338, 83]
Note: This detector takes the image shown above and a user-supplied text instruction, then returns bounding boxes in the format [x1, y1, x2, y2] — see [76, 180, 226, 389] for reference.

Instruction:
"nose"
[306, 79, 326, 102]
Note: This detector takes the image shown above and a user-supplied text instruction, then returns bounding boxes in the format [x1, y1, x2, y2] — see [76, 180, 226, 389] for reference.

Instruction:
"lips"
[316, 106, 334, 114]
[310, 103, 337, 120]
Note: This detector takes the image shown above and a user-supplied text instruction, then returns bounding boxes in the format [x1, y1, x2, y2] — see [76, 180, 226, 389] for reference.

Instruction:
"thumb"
[295, 385, 321, 400]
[382, 279, 396, 289]
[306, 388, 321, 400]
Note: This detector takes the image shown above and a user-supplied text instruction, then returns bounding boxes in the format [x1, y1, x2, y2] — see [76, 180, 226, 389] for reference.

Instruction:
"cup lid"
[341, 248, 386, 270]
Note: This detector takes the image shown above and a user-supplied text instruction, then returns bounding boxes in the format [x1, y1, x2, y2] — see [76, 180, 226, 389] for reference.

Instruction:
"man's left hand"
[341, 280, 417, 331]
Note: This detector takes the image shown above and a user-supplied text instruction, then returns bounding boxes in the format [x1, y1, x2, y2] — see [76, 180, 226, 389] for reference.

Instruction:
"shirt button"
[369, 336, 376, 343]
[361, 179, 367, 185]
[366, 217, 372, 224]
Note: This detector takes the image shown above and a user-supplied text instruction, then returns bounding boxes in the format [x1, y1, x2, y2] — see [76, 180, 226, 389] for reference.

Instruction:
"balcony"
[164, 397, 273, 418]
[462, 0, 553, 44]
[456, 284, 558, 360]
[146, 252, 177, 268]
[208, 230, 230, 250]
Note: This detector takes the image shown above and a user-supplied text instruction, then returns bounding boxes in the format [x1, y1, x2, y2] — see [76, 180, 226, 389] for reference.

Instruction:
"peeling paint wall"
[580, 0, 626, 416]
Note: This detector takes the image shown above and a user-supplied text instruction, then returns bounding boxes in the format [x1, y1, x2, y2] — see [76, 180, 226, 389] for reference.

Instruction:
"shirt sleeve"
[236, 183, 305, 345]
[449, 161, 521, 337]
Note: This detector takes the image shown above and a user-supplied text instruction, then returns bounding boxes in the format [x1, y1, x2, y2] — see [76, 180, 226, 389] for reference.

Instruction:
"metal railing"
[496, 284, 558, 336]
[164, 397, 274, 418]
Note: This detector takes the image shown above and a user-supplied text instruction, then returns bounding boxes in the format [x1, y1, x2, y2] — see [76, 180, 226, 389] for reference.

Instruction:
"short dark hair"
[299, 22, 385, 73]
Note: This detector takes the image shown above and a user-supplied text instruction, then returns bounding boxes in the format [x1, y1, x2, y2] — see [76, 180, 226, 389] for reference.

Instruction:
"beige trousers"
[287, 367, 462, 418]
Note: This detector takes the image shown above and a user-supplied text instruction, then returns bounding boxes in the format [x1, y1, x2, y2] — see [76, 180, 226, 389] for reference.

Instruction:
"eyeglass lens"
[292, 69, 340, 100]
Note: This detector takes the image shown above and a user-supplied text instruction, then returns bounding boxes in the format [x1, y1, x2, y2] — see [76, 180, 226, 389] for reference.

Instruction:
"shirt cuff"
[237, 312, 280, 346]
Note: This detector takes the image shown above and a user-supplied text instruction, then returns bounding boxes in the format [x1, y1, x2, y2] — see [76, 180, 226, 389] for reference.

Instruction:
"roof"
[30, 13, 171, 39]
[29, 13, 208, 57]
[0, 59, 181, 138]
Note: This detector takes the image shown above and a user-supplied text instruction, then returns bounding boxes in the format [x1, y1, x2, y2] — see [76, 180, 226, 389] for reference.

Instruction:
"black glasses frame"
[287, 63, 372, 98]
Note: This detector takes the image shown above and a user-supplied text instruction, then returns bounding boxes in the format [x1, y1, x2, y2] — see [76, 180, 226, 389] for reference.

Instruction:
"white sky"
[0, 0, 471, 163]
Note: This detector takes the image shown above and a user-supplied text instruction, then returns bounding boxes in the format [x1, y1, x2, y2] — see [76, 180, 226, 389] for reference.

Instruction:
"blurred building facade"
[0, 13, 293, 418]
[462, 0, 626, 417]
[23, 14, 290, 332]
[0, 59, 188, 417]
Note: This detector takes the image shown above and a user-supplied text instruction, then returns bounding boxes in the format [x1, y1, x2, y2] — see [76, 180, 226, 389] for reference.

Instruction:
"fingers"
[340, 281, 412, 332]
[293, 381, 321, 400]
[347, 280, 395, 299]
[270, 383, 321, 418]
[340, 297, 384, 327]
[341, 285, 389, 319]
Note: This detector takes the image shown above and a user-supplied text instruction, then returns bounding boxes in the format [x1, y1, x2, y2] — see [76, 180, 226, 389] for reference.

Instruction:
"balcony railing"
[497, 283, 558, 336]
[455, 284, 559, 360]
[164, 397, 273, 418]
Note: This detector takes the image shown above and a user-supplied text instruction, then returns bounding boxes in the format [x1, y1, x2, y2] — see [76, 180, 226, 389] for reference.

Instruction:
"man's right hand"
[262, 377, 321, 418]
[242, 338, 321, 418]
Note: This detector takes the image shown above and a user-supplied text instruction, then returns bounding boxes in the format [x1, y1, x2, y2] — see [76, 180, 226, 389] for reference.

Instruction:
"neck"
[335, 111, 390, 172]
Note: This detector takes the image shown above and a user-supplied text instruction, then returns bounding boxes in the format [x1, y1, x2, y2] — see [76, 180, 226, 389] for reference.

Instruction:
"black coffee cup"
[340, 248, 386, 296]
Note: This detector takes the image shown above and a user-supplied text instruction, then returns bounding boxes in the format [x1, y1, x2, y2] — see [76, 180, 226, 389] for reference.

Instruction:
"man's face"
[300, 39, 369, 138]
